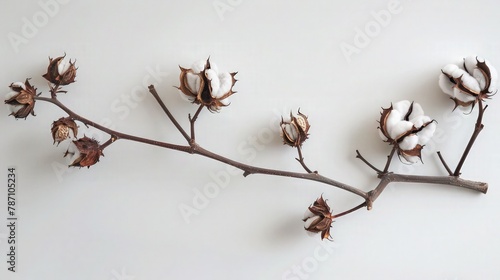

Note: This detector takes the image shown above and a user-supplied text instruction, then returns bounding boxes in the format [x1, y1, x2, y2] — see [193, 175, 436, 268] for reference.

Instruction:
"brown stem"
[295, 145, 316, 173]
[453, 99, 486, 176]
[437, 151, 453, 176]
[356, 150, 383, 174]
[189, 104, 204, 141]
[382, 145, 397, 174]
[148, 85, 191, 143]
[331, 202, 367, 219]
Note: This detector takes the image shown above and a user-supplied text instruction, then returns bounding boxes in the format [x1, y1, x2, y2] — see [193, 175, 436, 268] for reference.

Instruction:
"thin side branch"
[453, 99, 486, 176]
[189, 104, 204, 141]
[295, 145, 316, 173]
[332, 202, 367, 219]
[437, 151, 453, 176]
[356, 150, 383, 174]
[148, 85, 191, 143]
[382, 145, 397, 174]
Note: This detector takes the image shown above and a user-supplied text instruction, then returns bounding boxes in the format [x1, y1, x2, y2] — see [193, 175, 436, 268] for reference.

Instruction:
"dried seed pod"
[42, 54, 77, 86]
[303, 196, 333, 240]
[51, 117, 78, 145]
[177, 58, 237, 112]
[280, 110, 310, 147]
[5, 79, 38, 119]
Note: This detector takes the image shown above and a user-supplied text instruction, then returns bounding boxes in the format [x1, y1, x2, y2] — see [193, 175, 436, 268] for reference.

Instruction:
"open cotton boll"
[400, 134, 418, 151]
[388, 121, 413, 140]
[392, 100, 411, 115]
[417, 122, 436, 145]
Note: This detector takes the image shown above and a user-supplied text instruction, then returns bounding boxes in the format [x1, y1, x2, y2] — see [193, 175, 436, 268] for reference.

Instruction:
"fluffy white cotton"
[191, 60, 206, 74]
[65, 142, 81, 165]
[418, 122, 436, 145]
[219, 97, 230, 106]
[388, 120, 413, 140]
[57, 58, 70, 75]
[408, 102, 424, 120]
[399, 134, 418, 151]
[5, 91, 24, 113]
[217, 72, 233, 97]
[464, 56, 479, 73]
[438, 74, 455, 96]
[186, 73, 200, 93]
[410, 115, 431, 128]
[205, 69, 221, 96]
[454, 87, 477, 103]
[385, 110, 402, 134]
[11, 82, 26, 90]
[393, 100, 411, 115]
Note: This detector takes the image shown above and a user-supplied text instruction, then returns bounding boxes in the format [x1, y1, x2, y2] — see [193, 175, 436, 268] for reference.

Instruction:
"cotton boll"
[439, 74, 455, 96]
[417, 122, 436, 145]
[191, 60, 206, 74]
[393, 100, 411, 115]
[408, 102, 424, 120]
[388, 121, 413, 140]
[400, 134, 418, 150]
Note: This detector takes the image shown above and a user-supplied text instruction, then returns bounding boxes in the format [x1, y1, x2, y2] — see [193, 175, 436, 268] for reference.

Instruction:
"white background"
[1, 0, 500, 279]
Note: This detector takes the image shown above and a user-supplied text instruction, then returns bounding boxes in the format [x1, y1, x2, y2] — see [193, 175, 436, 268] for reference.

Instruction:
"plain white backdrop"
[1, 0, 500, 279]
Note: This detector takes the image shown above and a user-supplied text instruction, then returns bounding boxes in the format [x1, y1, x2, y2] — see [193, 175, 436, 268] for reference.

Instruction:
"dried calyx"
[439, 55, 498, 111]
[177, 58, 237, 112]
[5, 79, 39, 119]
[303, 196, 333, 240]
[280, 110, 310, 147]
[42, 54, 77, 86]
[379, 100, 436, 163]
